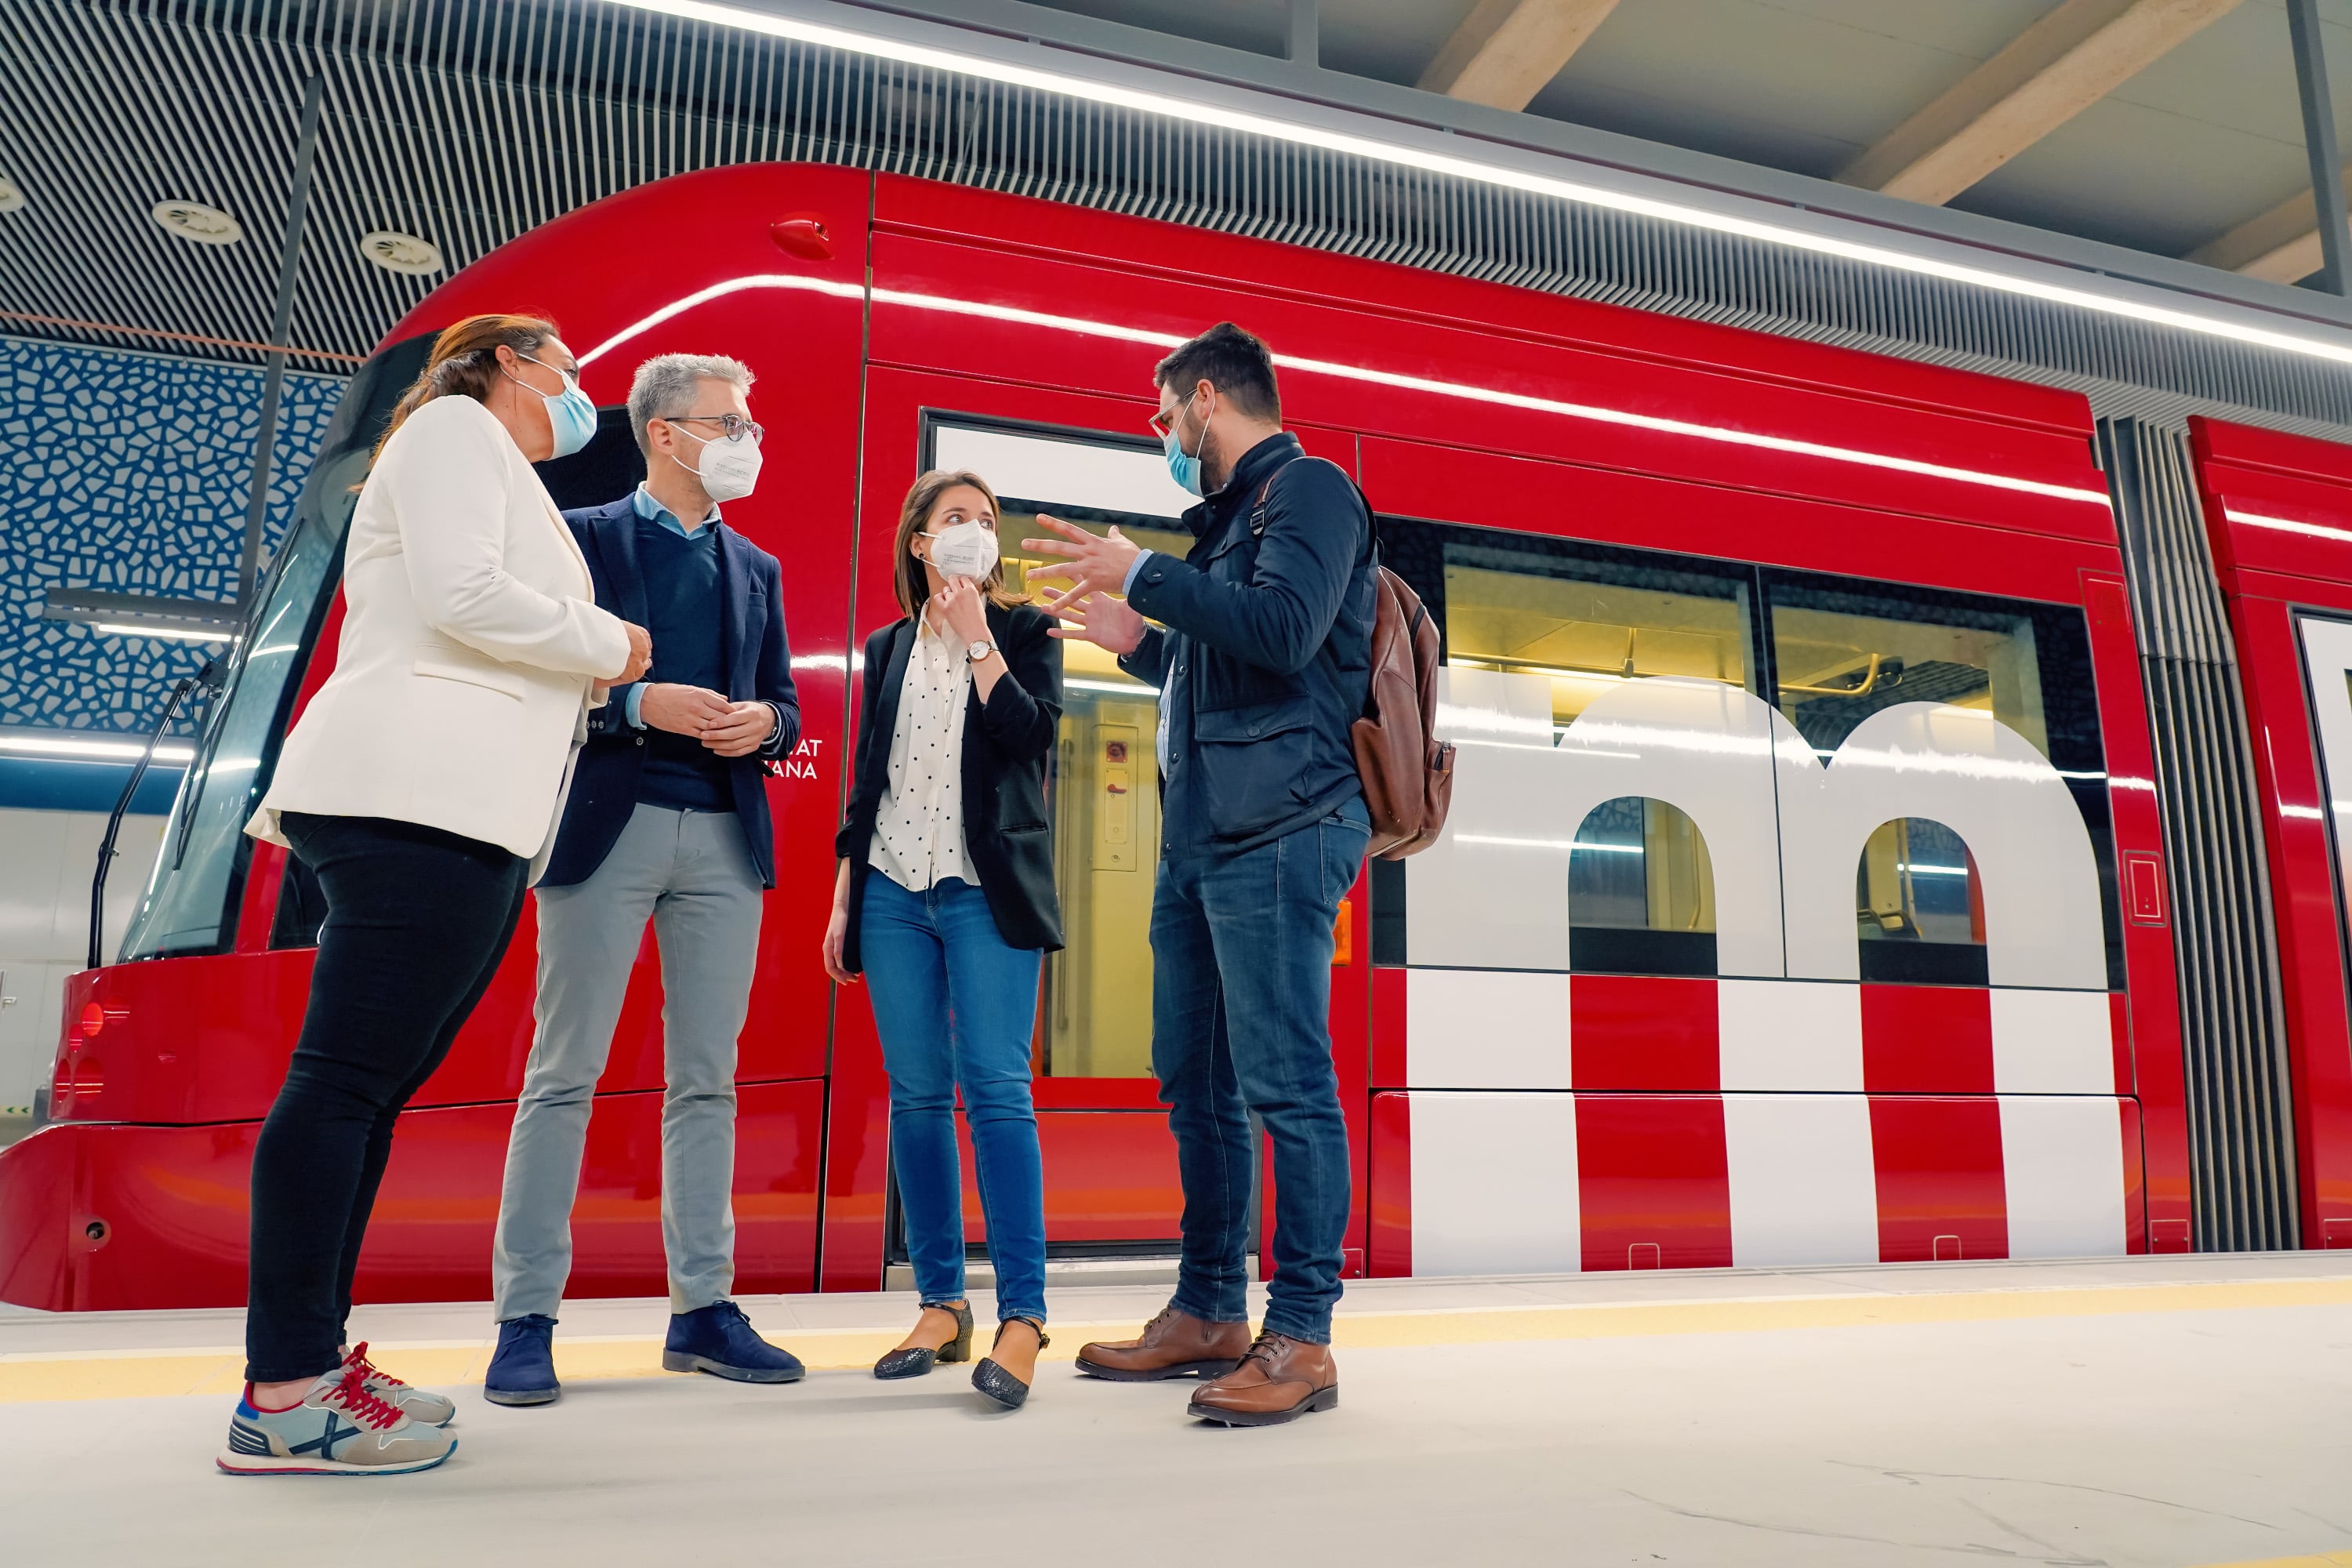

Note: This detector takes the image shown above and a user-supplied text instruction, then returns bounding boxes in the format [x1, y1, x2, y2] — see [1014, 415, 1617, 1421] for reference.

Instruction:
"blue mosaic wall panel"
[1, 336, 345, 735]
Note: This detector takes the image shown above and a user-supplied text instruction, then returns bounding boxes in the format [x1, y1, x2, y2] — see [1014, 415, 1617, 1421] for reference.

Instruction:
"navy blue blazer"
[539, 495, 801, 888]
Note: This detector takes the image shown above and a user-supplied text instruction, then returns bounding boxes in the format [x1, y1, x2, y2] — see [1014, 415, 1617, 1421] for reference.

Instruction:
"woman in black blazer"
[823, 468, 1064, 1410]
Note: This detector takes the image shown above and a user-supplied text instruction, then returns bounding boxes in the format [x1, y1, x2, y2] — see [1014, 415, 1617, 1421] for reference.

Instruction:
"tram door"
[921, 416, 1202, 1267]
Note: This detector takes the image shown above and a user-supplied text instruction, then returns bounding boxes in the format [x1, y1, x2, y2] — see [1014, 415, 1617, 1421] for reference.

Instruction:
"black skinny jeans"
[245, 813, 527, 1383]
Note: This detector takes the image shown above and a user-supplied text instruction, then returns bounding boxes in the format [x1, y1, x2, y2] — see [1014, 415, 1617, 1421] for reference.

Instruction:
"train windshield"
[117, 337, 430, 961]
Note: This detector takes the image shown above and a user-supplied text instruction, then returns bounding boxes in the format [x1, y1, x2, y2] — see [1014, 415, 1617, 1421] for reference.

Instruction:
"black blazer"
[541, 496, 802, 889]
[833, 601, 1064, 971]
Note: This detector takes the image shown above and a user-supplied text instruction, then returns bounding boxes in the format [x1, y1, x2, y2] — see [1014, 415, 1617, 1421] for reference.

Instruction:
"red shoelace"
[329, 1347, 406, 1428]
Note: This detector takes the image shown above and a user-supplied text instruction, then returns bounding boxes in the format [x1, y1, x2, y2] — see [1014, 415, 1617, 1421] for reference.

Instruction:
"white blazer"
[249, 394, 631, 877]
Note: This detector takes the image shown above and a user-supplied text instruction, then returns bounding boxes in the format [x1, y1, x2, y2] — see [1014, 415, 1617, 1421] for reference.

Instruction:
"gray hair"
[627, 353, 754, 450]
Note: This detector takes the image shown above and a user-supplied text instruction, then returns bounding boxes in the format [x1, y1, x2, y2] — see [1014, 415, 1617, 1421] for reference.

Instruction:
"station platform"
[4, 1254, 2350, 1566]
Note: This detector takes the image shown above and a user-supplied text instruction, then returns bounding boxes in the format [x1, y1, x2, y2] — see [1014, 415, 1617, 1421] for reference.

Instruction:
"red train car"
[9, 158, 2285, 1308]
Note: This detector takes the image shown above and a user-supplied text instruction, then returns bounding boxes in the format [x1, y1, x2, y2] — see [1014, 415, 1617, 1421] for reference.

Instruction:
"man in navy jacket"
[1029, 323, 1377, 1427]
[485, 354, 804, 1405]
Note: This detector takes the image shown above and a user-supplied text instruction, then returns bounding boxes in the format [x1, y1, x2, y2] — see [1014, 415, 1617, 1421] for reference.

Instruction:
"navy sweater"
[635, 516, 734, 812]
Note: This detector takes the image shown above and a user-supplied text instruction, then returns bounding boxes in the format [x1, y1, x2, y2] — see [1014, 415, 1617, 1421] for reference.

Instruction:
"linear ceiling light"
[85, 622, 231, 643]
[0, 735, 198, 764]
[604, 0, 2352, 372]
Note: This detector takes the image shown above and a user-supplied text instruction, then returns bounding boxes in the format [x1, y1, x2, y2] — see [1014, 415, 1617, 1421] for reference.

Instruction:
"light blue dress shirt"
[620, 484, 720, 730]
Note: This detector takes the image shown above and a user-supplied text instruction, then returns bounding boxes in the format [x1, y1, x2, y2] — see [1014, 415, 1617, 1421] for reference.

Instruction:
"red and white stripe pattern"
[1384, 969, 2137, 1275]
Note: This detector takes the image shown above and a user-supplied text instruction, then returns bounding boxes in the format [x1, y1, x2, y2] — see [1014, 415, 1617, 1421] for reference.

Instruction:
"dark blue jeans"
[1152, 798, 1369, 1344]
[860, 873, 1049, 1326]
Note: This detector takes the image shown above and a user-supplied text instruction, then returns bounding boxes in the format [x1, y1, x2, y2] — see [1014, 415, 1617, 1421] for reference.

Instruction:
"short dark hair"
[1155, 321, 1279, 421]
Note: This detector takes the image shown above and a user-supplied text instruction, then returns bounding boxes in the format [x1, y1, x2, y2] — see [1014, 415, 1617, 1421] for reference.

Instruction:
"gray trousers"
[492, 803, 764, 1319]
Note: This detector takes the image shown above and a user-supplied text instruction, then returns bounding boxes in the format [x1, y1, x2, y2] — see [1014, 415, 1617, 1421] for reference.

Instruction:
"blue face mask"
[1162, 395, 1209, 498]
[511, 353, 598, 459]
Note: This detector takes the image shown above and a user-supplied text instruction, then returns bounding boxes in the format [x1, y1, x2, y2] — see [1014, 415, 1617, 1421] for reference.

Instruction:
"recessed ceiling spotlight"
[359, 229, 445, 276]
[0, 176, 25, 213]
[151, 200, 242, 245]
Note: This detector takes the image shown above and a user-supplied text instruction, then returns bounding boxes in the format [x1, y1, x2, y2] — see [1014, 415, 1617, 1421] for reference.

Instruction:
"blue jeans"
[860, 873, 1048, 1325]
[1152, 799, 1369, 1343]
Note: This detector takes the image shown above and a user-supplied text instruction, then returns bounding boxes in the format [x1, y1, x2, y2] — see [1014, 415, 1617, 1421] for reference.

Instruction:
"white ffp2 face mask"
[929, 519, 1000, 580]
[677, 427, 762, 503]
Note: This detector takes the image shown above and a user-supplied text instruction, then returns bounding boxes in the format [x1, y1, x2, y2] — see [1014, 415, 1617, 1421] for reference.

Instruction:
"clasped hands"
[1022, 514, 1147, 655]
[642, 683, 775, 756]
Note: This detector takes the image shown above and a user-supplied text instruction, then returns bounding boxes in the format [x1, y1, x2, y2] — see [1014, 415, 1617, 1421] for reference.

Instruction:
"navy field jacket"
[1118, 432, 1376, 860]
[540, 497, 801, 889]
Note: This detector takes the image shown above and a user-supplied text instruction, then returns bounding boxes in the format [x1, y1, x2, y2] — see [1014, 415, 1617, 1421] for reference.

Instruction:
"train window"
[1569, 797, 1718, 976]
[927, 416, 1195, 1078]
[116, 336, 428, 961]
[1438, 537, 1755, 732]
[1763, 568, 2120, 991]
[1768, 586, 2049, 758]
[1856, 817, 1987, 985]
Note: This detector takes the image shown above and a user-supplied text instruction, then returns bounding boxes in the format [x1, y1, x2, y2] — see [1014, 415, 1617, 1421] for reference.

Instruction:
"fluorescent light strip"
[0, 735, 195, 764]
[1065, 677, 1160, 695]
[87, 622, 230, 644]
[2227, 508, 2352, 545]
[587, 275, 2103, 504]
[603, 0, 2352, 373]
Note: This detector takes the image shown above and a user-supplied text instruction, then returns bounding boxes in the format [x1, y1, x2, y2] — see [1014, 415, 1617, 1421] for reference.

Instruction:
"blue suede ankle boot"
[484, 1314, 560, 1407]
[663, 1301, 804, 1384]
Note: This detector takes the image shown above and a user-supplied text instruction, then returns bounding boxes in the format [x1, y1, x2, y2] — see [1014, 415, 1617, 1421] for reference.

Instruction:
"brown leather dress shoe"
[1186, 1331, 1338, 1427]
[1074, 1306, 1250, 1382]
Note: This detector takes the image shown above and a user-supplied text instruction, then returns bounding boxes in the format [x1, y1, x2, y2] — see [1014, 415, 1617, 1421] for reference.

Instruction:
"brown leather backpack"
[1352, 565, 1454, 858]
[1248, 462, 1455, 859]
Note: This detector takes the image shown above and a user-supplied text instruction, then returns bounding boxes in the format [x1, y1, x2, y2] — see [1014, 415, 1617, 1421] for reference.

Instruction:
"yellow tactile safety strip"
[5, 1274, 2352, 1405]
[2194, 1555, 2352, 1567]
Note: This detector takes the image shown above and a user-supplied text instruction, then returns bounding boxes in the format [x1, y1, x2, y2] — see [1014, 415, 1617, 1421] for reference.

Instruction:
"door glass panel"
[1856, 817, 1987, 985]
[2296, 616, 2352, 964]
[1570, 797, 1718, 976]
[1770, 590, 2048, 758]
[1436, 535, 1753, 975]
[1442, 543, 1751, 731]
[928, 419, 1194, 1078]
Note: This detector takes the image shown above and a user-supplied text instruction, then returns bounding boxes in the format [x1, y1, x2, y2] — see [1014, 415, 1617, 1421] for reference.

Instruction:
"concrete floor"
[5, 1257, 2352, 1567]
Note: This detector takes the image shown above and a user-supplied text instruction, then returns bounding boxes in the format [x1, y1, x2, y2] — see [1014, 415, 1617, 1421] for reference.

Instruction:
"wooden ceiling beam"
[1418, 0, 1622, 113]
[1838, 0, 2241, 207]
[2188, 171, 2352, 283]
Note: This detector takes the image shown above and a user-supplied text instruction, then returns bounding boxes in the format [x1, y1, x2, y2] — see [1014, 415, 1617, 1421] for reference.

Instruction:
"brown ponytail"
[373, 313, 561, 460]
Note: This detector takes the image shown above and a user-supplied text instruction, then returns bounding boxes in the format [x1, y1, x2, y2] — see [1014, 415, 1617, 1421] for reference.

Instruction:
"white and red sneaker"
[342, 1341, 456, 1428]
[217, 1361, 456, 1476]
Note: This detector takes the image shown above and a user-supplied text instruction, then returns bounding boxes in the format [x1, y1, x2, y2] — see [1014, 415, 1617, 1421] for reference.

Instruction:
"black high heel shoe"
[873, 1301, 973, 1380]
[971, 1317, 1048, 1410]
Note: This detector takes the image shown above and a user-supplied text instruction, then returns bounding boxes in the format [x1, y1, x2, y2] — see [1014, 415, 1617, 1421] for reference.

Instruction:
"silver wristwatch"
[967, 639, 997, 663]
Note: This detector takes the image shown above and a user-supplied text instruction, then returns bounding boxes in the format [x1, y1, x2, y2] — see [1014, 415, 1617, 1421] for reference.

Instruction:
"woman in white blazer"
[220, 315, 650, 1479]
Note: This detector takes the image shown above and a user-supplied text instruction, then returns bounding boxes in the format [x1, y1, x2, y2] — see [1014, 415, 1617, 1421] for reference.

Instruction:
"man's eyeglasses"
[665, 412, 765, 445]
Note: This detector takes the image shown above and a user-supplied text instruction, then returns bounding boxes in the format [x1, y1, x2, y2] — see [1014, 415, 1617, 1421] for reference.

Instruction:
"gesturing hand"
[702, 700, 778, 757]
[1022, 514, 1141, 616]
[1048, 591, 1146, 657]
[641, 683, 731, 737]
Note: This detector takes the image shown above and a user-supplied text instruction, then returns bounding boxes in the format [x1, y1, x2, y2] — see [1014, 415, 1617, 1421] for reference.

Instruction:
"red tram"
[8, 160, 2347, 1309]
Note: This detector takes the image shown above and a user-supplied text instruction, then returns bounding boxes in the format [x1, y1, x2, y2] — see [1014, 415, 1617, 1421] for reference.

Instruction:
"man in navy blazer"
[485, 354, 804, 1405]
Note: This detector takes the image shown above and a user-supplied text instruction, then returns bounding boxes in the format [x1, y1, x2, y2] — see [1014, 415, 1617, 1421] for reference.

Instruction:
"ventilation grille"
[8, 0, 2352, 442]
[2100, 418, 2300, 1251]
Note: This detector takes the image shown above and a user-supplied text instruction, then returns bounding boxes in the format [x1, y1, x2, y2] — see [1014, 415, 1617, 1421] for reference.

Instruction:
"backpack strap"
[1247, 455, 1377, 566]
